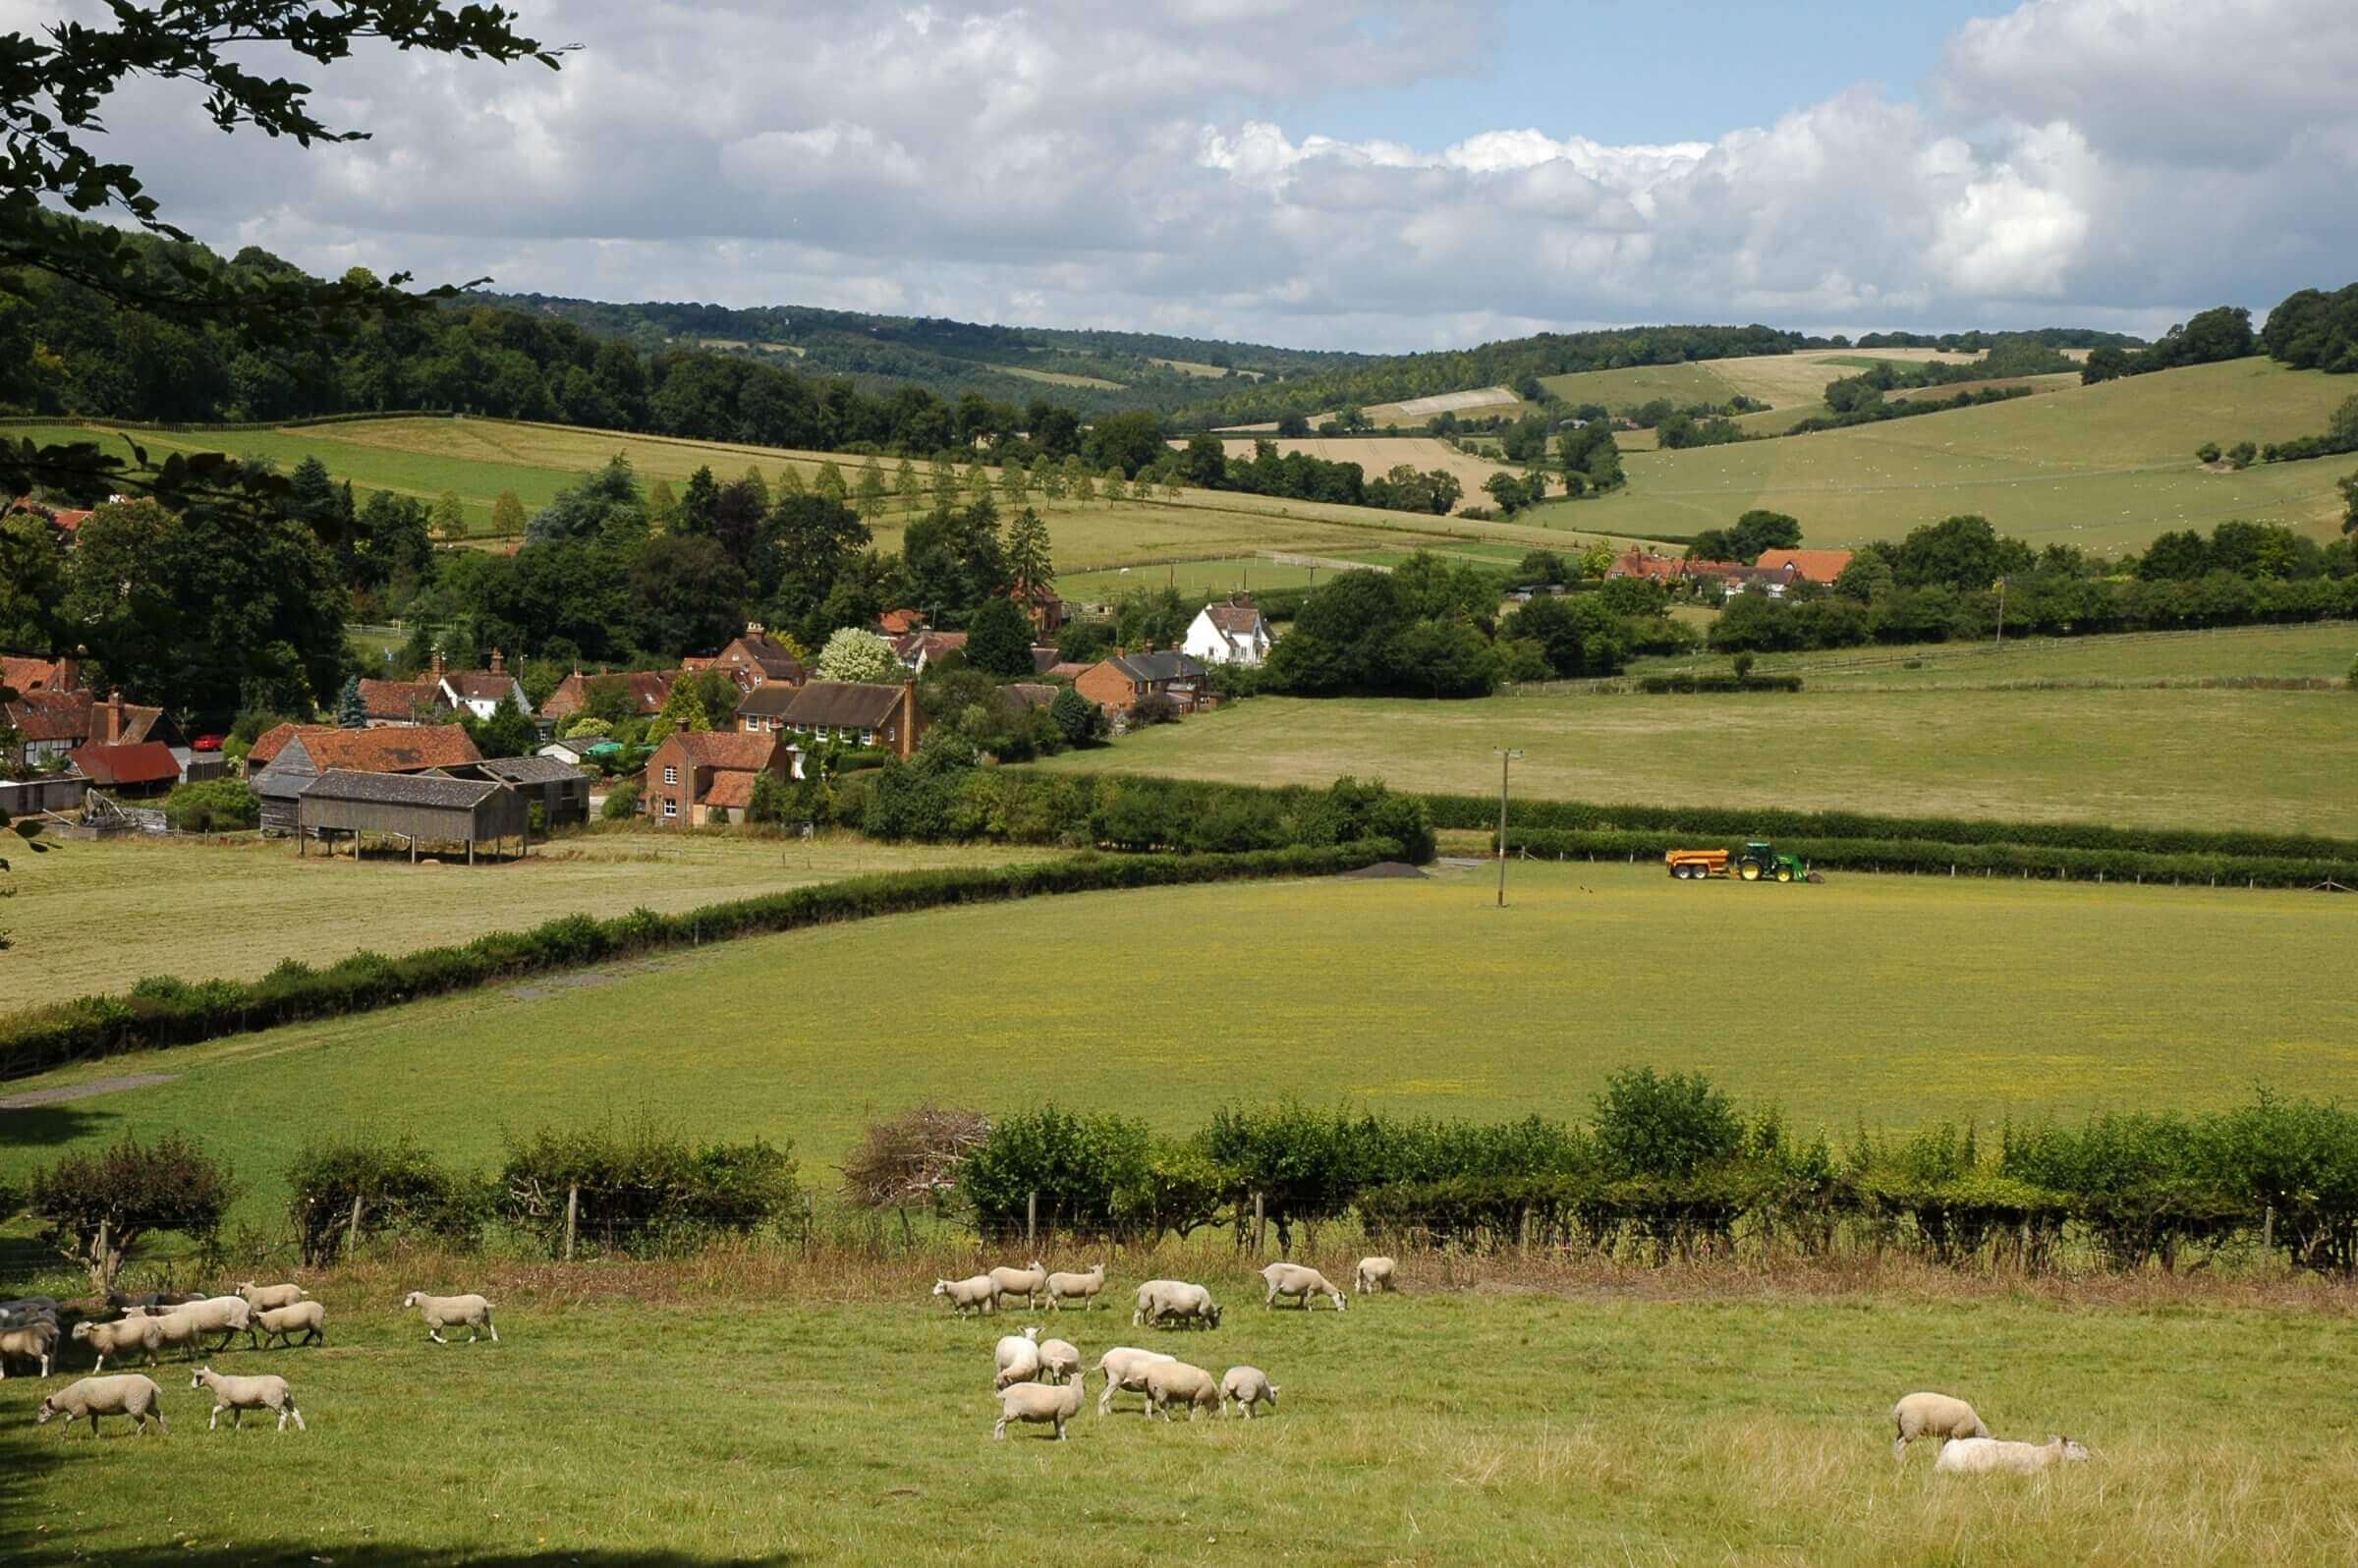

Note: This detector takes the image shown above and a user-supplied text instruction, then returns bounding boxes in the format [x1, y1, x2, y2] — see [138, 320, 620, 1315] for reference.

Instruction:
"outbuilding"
[471, 755, 591, 828]
[295, 769, 530, 864]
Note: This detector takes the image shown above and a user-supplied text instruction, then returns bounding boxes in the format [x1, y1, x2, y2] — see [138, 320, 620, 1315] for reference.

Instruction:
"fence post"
[803, 1194, 814, 1259]
[2263, 1205, 2274, 1255]
[94, 1218, 110, 1293]
[347, 1196, 365, 1260]
[1254, 1191, 1266, 1254]
[1026, 1190, 1038, 1253]
[563, 1183, 579, 1263]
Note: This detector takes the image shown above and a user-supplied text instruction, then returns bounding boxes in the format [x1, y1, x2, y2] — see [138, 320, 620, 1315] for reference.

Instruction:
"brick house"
[641, 732, 796, 825]
[1754, 548, 1856, 587]
[1074, 650, 1210, 715]
[539, 667, 680, 727]
[705, 623, 805, 690]
[356, 678, 448, 726]
[774, 682, 926, 759]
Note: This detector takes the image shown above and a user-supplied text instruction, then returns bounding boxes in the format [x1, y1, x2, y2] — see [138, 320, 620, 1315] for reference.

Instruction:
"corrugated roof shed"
[475, 756, 589, 785]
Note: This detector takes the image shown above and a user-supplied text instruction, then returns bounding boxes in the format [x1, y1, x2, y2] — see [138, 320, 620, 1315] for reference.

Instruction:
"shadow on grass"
[0, 1100, 118, 1147]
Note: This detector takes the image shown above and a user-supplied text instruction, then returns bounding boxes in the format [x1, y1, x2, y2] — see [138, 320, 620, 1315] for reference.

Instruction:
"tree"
[747, 770, 793, 826]
[1085, 410, 1167, 476]
[336, 675, 366, 729]
[998, 461, 1030, 509]
[646, 479, 681, 532]
[1048, 685, 1099, 747]
[814, 462, 849, 503]
[966, 593, 1037, 678]
[2226, 441, 2257, 470]
[680, 466, 721, 533]
[465, 694, 535, 758]
[1100, 466, 1127, 503]
[1276, 411, 1311, 437]
[1063, 456, 1094, 502]
[856, 458, 887, 518]
[430, 489, 469, 542]
[1004, 507, 1054, 601]
[2196, 441, 2223, 465]
[896, 458, 922, 508]
[1483, 471, 1530, 516]
[775, 466, 807, 501]
[527, 456, 646, 547]
[28, 1131, 239, 1290]
[654, 677, 712, 735]
[816, 627, 903, 685]
[629, 533, 749, 655]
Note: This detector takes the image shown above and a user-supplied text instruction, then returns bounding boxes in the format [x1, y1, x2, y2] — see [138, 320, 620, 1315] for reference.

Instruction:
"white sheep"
[191, 1365, 307, 1432]
[143, 1310, 211, 1363]
[403, 1291, 497, 1344]
[164, 1296, 254, 1352]
[36, 1374, 167, 1437]
[254, 1300, 327, 1349]
[1935, 1435, 2091, 1475]
[0, 1319, 58, 1378]
[1093, 1346, 1176, 1417]
[1260, 1261, 1347, 1313]
[1143, 1360, 1221, 1422]
[1891, 1391, 1992, 1460]
[1220, 1365, 1279, 1419]
[72, 1316, 164, 1373]
[993, 1372, 1087, 1440]
[1043, 1262, 1106, 1311]
[931, 1275, 996, 1316]
[1354, 1257, 1397, 1294]
[1037, 1337, 1081, 1384]
[1133, 1279, 1221, 1330]
[993, 1327, 1042, 1390]
[987, 1260, 1048, 1310]
[236, 1281, 309, 1312]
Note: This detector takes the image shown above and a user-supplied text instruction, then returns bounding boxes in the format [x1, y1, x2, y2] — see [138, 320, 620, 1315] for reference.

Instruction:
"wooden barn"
[252, 725, 483, 835]
[295, 769, 530, 864]
[471, 755, 592, 828]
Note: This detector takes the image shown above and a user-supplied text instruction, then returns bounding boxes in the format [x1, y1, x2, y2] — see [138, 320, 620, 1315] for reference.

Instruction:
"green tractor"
[1735, 841, 1819, 884]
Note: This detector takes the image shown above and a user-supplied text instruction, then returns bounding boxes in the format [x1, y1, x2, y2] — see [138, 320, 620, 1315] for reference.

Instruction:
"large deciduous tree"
[816, 628, 904, 685]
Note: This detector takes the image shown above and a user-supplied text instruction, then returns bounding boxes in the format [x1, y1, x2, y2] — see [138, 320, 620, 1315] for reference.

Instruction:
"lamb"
[987, 1260, 1048, 1310]
[1093, 1346, 1176, 1417]
[36, 1374, 167, 1437]
[1260, 1261, 1347, 1313]
[236, 1281, 309, 1312]
[993, 1327, 1042, 1390]
[993, 1372, 1087, 1440]
[1220, 1365, 1279, 1419]
[403, 1291, 497, 1344]
[1935, 1435, 2091, 1476]
[1043, 1262, 1106, 1311]
[191, 1365, 307, 1432]
[931, 1275, 996, 1316]
[254, 1300, 327, 1350]
[1037, 1337, 1081, 1384]
[72, 1316, 164, 1373]
[1891, 1391, 1992, 1461]
[0, 1319, 59, 1378]
[1142, 1360, 1221, 1423]
[1132, 1279, 1221, 1330]
[1354, 1257, 1397, 1295]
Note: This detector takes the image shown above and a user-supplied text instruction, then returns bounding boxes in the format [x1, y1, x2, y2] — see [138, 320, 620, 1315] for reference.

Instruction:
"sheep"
[1891, 1391, 1992, 1461]
[1935, 1435, 2091, 1476]
[993, 1327, 1042, 1390]
[1260, 1261, 1347, 1313]
[159, 1296, 253, 1353]
[103, 1290, 200, 1314]
[403, 1291, 497, 1344]
[1093, 1346, 1176, 1417]
[236, 1281, 309, 1312]
[931, 1275, 996, 1316]
[1132, 1279, 1221, 1330]
[1354, 1257, 1397, 1295]
[0, 1296, 61, 1330]
[72, 1316, 164, 1373]
[1043, 1262, 1107, 1311]
[254, 1300, 327, 1350]
[1220, 1365, 1279, 1419]
[143, 1310, 211, 1363]
[987, 1260, 1048, 1310]
[1037, 1337, 1081, 1384]
[191, 1365, 307, 1432]
[993, 1372, 1087, 1440]
[1142, 1360, 1221, 1423]
[36, 1374, 167, 1438]
[0, 1319, 59, 1379]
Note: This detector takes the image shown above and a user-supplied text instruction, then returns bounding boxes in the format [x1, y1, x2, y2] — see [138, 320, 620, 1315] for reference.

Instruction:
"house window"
[816, 726, 831, 742]
[860, 729, 875, 747]
[662, 799, 678, 818]
[663, 765, 678, 785]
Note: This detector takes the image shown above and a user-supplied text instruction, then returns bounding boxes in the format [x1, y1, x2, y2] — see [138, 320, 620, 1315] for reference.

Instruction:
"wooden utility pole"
[1494, 748, 1524, 907]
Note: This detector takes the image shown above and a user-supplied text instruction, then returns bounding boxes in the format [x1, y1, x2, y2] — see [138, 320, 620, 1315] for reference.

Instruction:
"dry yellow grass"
[1708, 348, 1986, 406]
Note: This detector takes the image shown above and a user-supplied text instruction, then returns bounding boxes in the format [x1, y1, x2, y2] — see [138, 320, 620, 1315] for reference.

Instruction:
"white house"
[433, 647, 533, 721]
[1181, 601, 1272, 667]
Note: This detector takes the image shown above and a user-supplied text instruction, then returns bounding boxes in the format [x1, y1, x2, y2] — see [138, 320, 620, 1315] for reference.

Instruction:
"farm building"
[471, 755, 592, 828]
[538, 734, 622, 767]
[772, 682, 926, 758]
[642, 731, 798, 825]
[252, 725, 484, 834]
[295, 769, 530, 864]
[1074, 650, 1211, 715]
[64, 741, 184, 796]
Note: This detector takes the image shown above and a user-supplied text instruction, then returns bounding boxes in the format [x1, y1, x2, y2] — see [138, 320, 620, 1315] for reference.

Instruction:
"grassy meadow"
[1634, 620, 2358, 689]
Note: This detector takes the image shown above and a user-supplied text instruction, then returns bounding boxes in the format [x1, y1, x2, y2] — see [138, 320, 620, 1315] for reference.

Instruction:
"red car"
[191, 733, 224, 753]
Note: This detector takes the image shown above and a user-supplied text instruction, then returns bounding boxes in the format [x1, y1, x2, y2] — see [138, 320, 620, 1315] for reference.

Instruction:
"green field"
[1635, 621, 2358, 689]
[1034, 688, 2356, 832]
[1, 1257, 2350, 1566]
[1538, 361, 1741, 409]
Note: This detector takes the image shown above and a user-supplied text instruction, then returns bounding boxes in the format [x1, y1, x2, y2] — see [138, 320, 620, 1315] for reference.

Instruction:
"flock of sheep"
[2, 1283, 500, 1438]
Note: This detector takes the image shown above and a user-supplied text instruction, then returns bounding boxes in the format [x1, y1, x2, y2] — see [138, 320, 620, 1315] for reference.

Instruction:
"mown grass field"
[1035, 688, 2356, 832]
[2, 1255, 2352, 1567]
[1634, 621, 2358, 689]
[0, 831, 1033, 1014]
[7, 863, 2353, 1228]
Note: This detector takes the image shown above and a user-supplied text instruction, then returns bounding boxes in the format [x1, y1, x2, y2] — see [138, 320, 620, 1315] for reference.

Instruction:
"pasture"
[1182, 435, 1515, 516]
[1635, 621, 2358, 690]
[0, 1257, 2352, 1566]
[1033, 688, 2356, 832]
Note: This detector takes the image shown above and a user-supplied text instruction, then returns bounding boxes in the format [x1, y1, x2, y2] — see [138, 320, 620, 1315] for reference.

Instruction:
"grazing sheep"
[158, 1296, 253, 1353]
[1891, 1391, 1992, 1461]
[1093, 1347, 1176, 1417]
[1037, 1337, 1081, 1384]
[987, 1260, 1048, 1310]
[1133, 1279, 1221, 1330]
[993, 1327, 1042, 1390]
[993, 1373, 1087, 1441]
[36, 1374, 167, 1438]
[0, 1297, 60, 1330]
[402, 1291, 497, 1344]
[1220, 1365, 1279, 1419]
[1354, 1257, 1397, 1295]
[254, 1301, 327, 1350]
[931, 1275, 996, 1316]
[191, 1365, 307, 1432]
[1935, 1435, 2091, 1476]
[1142, 1360, 1221, 1423]
[1260, 1261, 1347, 1313]
[72, 1316, 164, 1373]
[236, 1281, 309, 1312]
[0, 1319, 59, 1378]
[143, 1310, 210, 1363]
[1044, 1262, 1106, 1311]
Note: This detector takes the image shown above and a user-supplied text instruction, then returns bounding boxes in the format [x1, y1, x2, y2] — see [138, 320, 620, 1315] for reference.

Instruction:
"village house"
[641, 731, 796, 826]
[3, 686, 206, 776]
[1754, 548, 1856, 587]
[774, 682, 926, 759]
[1014, 582, 1068, 636]
[251, 724, 484, 835]
[703, 623, 805, 690]
[429, 648, 533, 721]
[1180, 599, 1272, 666]
[1074, 649, 1211, 715]
[877, 607, 926, 637]
[0, 653, 78, 695]
[355, 678, 448, 726]
[890, 630, 967, 674]
[538, 667, 679, 727]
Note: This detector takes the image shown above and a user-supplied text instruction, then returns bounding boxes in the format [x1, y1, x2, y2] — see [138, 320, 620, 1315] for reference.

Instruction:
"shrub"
[840, 1105, 990, 1212]
[601, 779, 642, 820]
[959, 1106, 1152, 1239]
[1129, 691, 1181, 726]
[285, 1135, 489, 1265]
[162, 778, 258, 833]
[499, 1121, 801, 1258]
[1593, 1067, 1744, 1181]
[28, 1132, 239, 1289]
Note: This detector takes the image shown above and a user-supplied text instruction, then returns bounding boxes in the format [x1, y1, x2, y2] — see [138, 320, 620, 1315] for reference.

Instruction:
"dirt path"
[0, 1073, 180, 1108]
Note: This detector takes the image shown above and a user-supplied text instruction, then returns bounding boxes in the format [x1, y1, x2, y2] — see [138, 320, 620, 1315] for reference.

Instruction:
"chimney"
[104, 689, 125, 744]
[55, 654, 79, 693]
[746, 621, 763, 638]
[431, 647, 445, 678]
[489, 648, 505, 675]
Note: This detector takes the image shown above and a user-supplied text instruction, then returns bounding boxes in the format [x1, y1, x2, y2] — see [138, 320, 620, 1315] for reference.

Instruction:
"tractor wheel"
[1740, 863, 1762, 881]
[1775, 867, 1794, 883]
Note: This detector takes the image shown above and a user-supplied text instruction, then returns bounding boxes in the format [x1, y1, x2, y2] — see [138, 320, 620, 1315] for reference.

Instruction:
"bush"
[601, 779, 642, 820]
[28, 1132, 239, 1288]
[1593, 1067, 1744, 1180]
[1129, 691, 1181, 726]
[162, 778, 258, 833]
[285, 1135, 489, 1265]
[959, 1106, 1151, 1240]
[499, 1121, 801, 1258]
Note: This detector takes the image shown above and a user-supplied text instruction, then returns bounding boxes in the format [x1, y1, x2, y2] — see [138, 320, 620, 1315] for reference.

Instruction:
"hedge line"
[1498, 827, 2358, 889]
[0, 842, 1400, 1081]
[1632, 674, 1804, 694]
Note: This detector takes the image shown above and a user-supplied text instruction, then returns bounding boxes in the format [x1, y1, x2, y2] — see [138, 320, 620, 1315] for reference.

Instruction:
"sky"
[15, 0, 2358, 352]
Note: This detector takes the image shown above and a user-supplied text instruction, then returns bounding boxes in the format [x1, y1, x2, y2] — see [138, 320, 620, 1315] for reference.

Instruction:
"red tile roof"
[357, 679, 445, 722]
[68, 741, 179, 787]
[1204, 603, 1266, 634]
[1, 655, 73, 694]
[1755, 549, 1855, 583]
[541, 669, 676, 719]
[878, 608, 925, 635]
[443, 671, 522, 702]
[663, 732, 781, 770]
[248, 722, 336, 767]
[294, 726, 483, 773]
[701, 770, 758, 811]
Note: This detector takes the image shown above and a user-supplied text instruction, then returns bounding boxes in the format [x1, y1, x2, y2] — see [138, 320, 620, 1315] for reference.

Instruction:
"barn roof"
[295, 726, 483, 773]
[475, 755, 587, 785]
[299, 769, 503, 809]
[1755, 548, 1855, 583]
